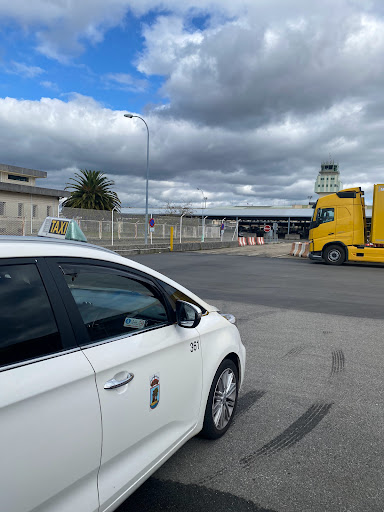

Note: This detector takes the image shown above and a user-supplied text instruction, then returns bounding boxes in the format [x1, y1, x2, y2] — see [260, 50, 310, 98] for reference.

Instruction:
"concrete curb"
[104, 240, 239, 256]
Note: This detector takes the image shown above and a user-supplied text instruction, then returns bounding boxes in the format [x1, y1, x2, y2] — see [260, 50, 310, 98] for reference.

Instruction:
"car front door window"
[60, 264, 169, 343]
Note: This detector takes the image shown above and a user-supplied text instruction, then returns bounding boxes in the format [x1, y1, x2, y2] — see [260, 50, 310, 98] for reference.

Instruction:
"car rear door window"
[0, 263, 62, 368]
[60, 264, 169, 343]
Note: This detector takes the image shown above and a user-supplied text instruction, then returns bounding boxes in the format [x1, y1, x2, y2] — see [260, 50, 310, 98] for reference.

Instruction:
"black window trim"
[0, 257, 79, 372]
[45, 257, 177, 349]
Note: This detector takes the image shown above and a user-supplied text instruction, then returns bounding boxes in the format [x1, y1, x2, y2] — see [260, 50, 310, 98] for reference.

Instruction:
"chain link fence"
[0, 202, 239, 245]
[61, 207, 238, 246]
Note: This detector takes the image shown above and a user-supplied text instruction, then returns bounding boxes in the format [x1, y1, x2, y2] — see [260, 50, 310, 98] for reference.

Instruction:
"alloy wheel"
[212, 368, 237, 430]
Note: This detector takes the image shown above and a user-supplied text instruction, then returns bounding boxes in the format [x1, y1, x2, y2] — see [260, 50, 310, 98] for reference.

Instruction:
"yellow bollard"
[170, 226, 174, 251]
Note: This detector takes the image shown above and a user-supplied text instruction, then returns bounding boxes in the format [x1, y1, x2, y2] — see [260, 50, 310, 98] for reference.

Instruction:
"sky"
[1, 0, 384, 208]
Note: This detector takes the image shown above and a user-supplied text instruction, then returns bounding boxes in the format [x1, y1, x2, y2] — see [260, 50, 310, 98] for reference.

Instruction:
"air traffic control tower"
[314, 161, 343, 197]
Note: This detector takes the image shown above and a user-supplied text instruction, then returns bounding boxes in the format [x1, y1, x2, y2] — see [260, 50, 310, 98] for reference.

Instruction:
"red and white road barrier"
[238, 237, 267, 247]
[300, 243, 310, 258]
[290, 242, 309, 257]
[290, 242, 301, 256]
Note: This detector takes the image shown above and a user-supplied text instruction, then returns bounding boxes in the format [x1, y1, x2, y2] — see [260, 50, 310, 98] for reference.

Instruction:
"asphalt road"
[117, 253, 384, 512]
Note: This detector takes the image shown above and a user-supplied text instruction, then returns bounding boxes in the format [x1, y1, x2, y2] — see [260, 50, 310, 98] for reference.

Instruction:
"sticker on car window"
[150, 374, 160, 409]
[124, 317, 146, 329]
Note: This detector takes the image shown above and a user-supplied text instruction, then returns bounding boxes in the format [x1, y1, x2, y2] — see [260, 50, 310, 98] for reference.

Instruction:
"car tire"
[200, 359, 239, 440]
[323, 245, 345, 265]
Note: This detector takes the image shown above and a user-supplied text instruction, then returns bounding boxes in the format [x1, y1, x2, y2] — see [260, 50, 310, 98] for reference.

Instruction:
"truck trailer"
[309, 185, 384, 265]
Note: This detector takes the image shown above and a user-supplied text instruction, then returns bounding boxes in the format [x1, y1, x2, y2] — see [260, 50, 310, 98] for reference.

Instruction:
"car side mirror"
[176, 300, 202, 328]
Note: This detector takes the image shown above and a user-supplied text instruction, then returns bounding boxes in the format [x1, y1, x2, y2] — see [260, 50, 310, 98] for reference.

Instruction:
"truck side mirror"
[309, 219, 319, 230]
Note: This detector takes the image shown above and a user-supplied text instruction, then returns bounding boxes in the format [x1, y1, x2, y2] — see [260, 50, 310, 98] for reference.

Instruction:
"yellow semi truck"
[309, 184, 384, 265]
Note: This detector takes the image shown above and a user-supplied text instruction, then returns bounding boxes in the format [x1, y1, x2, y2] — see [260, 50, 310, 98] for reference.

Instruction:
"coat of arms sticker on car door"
[150, 374, 160, 409]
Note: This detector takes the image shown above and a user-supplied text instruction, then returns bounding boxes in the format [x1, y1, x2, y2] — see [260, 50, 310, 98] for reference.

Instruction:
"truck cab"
[309, 187, 366, 265]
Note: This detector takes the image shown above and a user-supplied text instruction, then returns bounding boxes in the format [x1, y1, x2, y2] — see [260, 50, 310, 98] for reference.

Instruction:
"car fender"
[195, 312, 246, 430]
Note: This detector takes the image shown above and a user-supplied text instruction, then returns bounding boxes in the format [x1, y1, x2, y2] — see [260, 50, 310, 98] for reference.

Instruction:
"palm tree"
[63, 169, 121, 211]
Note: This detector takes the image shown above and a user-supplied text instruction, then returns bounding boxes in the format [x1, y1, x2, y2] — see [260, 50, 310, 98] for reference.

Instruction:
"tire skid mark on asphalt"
[234, 390, 267, 423]
[331, 349, 345, 376]
[240, 402, 333, 468]
[282, 345, 307, 358]
[196, 390, 266, 486]
[196, 464, 231, 486]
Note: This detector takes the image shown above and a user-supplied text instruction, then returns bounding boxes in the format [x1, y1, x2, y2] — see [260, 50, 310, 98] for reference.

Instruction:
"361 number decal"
[190, 340, 200, 352]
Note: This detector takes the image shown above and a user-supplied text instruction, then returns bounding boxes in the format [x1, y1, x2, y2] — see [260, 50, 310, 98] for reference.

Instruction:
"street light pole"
[197, 187, 207, 242]
[124, 113, 150, 245]
[180, 212, 186, 244]
[111, 205, 120, 246]
[202, 216, 208, 243]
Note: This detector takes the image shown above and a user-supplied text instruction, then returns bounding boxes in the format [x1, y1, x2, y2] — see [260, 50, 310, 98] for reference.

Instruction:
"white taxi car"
[0, 223, 245, 512]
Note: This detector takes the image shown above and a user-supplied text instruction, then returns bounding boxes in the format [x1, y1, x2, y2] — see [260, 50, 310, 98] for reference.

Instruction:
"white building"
[0, 163, 68, 235]
[314, 161, 343, 197]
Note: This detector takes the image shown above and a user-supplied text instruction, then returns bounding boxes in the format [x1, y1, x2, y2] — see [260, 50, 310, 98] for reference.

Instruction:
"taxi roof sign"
[38, 217, 87, 242]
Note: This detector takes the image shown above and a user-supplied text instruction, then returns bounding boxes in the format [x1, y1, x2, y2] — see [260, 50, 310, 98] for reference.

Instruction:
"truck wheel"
[323, 245, 345, 265]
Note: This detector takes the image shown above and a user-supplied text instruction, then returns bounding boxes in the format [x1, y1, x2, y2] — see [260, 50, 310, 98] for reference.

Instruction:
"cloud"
[137, 16, 204, 76]
[2, 1, 384, 207]
[40, 80, 59, 91]
[103, 73, 148, 92]
[0, 93, 381, 207]
[0, 0, 129, 61]
[137, 9, 384, 130]
[0, 0, 356, 61]
[6, 61, 44, 78]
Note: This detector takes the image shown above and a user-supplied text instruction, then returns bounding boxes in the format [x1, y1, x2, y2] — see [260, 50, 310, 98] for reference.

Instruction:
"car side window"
[0, 263, 63, 368]
[61, 264, 169, 343]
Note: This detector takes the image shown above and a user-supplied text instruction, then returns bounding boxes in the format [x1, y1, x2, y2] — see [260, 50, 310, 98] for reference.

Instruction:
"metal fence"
[60, 207, 238, 246]
[0, 202, 240, 244]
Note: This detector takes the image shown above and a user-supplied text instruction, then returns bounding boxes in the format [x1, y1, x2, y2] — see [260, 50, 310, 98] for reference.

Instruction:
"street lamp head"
[124, 113, 134, 118]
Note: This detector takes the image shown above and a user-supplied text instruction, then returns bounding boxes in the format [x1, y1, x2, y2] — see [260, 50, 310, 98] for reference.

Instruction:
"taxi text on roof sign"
[38, 217, 87, 242]
[49, 219, 69, 236]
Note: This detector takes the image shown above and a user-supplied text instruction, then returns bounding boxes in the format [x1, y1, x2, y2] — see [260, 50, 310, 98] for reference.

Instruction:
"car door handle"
[104, 373, 134, 390]
[328, 232, 334, 235]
